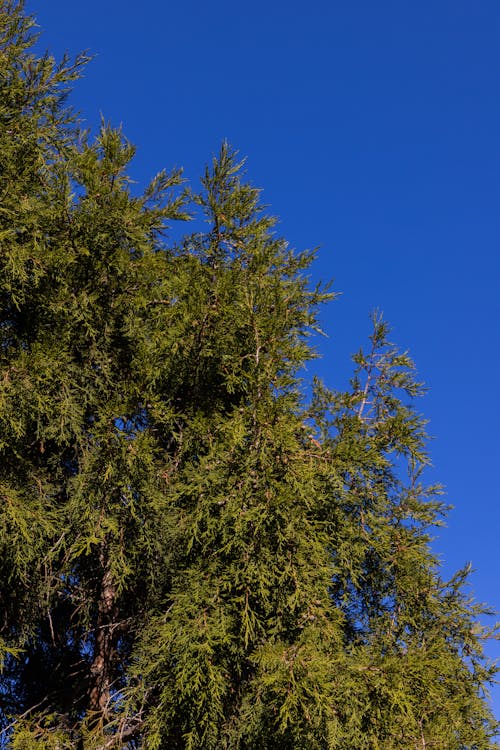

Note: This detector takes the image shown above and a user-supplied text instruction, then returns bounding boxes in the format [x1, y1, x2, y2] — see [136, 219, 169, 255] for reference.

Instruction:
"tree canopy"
[0, 2, 498, 748]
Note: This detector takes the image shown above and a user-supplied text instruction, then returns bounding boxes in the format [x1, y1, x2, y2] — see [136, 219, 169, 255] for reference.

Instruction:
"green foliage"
[0, 3, 498, 748]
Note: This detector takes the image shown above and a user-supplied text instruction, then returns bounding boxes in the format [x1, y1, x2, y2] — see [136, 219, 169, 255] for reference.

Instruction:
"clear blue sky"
[28, 0, 500, 719]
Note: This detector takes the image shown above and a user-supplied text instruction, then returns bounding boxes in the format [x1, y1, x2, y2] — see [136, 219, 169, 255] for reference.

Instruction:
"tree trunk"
[88, 553, 118, 718]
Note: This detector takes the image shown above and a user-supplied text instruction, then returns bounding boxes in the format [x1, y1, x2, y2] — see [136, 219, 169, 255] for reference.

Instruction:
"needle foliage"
[0, 3, 498, 748]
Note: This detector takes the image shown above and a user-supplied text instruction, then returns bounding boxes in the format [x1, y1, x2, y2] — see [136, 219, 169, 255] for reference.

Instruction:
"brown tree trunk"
[88, 552, 118, 719]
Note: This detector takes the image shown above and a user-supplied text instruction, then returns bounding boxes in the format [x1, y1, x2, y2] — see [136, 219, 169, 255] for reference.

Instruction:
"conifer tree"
[0, 3, 498, 748]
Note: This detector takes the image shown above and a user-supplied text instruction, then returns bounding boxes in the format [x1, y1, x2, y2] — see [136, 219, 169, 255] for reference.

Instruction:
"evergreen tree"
[0, 3, 498, 748]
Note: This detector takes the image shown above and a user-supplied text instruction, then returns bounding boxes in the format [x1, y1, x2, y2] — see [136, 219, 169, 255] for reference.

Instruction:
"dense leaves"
[0, 3, 498, 748]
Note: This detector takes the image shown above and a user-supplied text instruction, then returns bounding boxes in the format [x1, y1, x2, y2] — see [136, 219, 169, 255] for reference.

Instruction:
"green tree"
[0, 3, 498, 748]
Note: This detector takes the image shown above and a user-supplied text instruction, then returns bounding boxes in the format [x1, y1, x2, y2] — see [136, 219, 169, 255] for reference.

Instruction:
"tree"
[0, 3, 498, 748]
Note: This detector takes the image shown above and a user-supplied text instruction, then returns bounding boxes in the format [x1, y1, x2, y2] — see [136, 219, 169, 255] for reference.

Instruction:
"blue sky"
[28, 0, 500, 719]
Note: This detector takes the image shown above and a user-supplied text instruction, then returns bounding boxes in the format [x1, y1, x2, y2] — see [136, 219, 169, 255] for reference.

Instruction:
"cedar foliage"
[0, 3, 498, 748]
